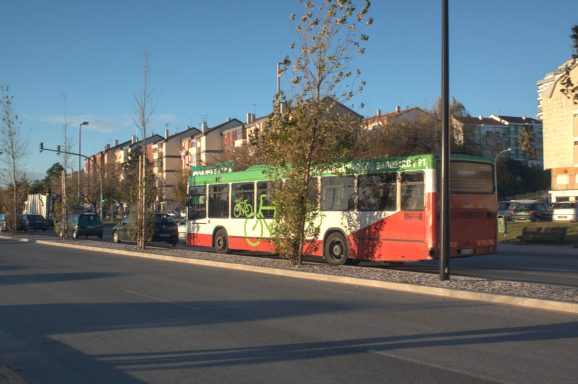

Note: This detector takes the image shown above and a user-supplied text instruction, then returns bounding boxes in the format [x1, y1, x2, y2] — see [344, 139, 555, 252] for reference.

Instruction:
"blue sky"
[1, 0, 577, 179]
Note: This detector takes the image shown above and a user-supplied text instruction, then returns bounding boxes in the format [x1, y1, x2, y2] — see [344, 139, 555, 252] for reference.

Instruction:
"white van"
[552, 201, 578, 222]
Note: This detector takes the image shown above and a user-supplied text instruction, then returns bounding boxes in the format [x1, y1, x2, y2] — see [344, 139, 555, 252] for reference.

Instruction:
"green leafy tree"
[496, 157, 550, 199]
[253, 0, 371, 265]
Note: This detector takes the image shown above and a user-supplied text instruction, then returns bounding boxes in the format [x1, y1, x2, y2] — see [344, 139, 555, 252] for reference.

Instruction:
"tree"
[253, 0, 371, 265]
[171, 168, 190, 210]
[133, 50, 156, 249]
[560, 24, 578, 103]
[354, 98, 474, 160]
[0, 86, 29, 233]
[120, 146, 158, 241]
[519, 125, 536, 160]
[496, 157, 550, 199]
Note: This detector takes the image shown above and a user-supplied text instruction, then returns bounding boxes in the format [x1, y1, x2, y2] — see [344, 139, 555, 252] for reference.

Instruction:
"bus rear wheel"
[214, 229, 230, 254]
[324, 232, 349, 265]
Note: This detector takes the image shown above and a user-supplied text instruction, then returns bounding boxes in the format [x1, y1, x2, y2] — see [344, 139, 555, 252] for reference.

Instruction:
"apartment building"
[364, 106, 430, 130]
[452, 116, 507, 159]
[151, 127, 200, 211]
[539, 59, 578, 202]
[489, 115, 543, 167]
[182, 118, 244, 168]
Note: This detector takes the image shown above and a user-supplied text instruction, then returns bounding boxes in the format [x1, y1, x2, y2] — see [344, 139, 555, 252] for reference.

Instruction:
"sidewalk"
[499, 242, 578, 256]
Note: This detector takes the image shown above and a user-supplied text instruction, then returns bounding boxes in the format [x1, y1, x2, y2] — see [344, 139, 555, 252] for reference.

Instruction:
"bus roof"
[189, 154, 492, 186]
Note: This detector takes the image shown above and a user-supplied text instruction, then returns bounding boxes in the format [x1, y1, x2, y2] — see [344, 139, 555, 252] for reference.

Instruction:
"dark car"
[112, 213, 178, 246]
[507, 200, 552, 222]
[17, 214, 49, 231]
[0, 213, 6, 232]
[62, 213, 104, 239]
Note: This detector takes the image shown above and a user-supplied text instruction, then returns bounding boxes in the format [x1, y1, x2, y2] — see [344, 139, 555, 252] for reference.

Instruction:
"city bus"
[185, 154, 497, 264]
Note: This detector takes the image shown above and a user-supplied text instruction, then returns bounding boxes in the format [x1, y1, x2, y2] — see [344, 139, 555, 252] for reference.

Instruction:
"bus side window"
[321, 176, 355, 211]
[208, 184, 229, 218]
[358, 173, 397, 211]
[401, 172, 424, 211]
[257, 181, 275, 218]
[188, 186, 207, 220]
[232, 182, 255, 218]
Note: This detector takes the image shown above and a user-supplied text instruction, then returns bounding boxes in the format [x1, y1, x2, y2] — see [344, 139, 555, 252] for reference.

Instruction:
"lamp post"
[494, 147, 512, 163]
[494, 148, 511, 200]
[276, 58, 291, 95]
[78, 121, 89, 203]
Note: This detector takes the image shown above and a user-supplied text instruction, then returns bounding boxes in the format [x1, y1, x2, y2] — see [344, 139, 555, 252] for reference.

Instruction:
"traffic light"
[56, 145, 61, 154]
[39, 142, 44, 152]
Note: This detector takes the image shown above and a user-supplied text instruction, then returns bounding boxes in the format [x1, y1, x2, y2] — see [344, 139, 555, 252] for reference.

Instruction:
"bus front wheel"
[214, 229, 230, 254]
[324, 232, 349, 265]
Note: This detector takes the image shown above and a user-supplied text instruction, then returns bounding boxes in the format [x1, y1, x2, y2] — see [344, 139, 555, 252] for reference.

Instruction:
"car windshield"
[79, 215, 101, 225]
[154, 214, 173, 223]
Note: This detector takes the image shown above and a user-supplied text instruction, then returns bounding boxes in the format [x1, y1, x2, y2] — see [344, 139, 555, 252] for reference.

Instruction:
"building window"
[556, 175, 570, 185]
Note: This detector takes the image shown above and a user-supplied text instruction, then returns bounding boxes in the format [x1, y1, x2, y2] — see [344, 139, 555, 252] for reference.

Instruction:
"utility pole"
[78, 121, 89, 204]
[440, 0, 450, 280]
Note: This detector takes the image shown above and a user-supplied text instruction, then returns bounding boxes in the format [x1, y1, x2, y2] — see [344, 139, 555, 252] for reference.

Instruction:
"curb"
[33, 239, 578, 315]
[0, 235, 29, 243]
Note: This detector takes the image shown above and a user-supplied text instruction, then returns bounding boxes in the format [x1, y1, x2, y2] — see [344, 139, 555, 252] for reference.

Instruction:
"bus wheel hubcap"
[332, 243, 343, 258]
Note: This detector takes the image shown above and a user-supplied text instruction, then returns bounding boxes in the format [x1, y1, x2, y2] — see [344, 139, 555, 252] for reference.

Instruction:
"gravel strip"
[52, 238, 578, 304]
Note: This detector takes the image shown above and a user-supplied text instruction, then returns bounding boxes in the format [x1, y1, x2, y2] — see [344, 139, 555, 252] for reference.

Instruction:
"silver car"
[552, 201, 578, 222]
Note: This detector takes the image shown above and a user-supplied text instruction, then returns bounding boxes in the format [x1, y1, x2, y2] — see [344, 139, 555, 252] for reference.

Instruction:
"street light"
[78, 121, 89, 202]
[276, 58, 291, 95]
[494, 147, 512, 163]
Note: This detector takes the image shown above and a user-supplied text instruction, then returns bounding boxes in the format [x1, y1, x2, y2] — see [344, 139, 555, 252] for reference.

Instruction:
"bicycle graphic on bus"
[233, 194, 275, 247]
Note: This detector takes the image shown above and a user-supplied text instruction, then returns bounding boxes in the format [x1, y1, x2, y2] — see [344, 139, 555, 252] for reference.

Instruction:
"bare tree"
[0, 86, 29, 233]
[133, 50, 155, 249]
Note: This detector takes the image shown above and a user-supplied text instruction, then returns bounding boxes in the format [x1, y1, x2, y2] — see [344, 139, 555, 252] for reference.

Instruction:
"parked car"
[17, 214, 50, 231]
[177, 218, 187, 240]
[0, 213, 6, 232]
[552, 201, 578, 222]
[507, 200, 552, 222]
[61, 213, 104, 239]
[112, 212, 178, 246]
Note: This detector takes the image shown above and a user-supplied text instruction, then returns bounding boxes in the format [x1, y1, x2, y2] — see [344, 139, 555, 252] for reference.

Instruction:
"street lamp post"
[276, 58, 291, 94]
[494, 148, 511, 200]
[494, 147, 512, 164]
[78, 121, 89, 203]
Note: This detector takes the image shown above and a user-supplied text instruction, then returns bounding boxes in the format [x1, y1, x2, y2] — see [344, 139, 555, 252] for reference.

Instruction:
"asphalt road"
[7, 228, 578, 288]
[0, 240, 577, 383]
